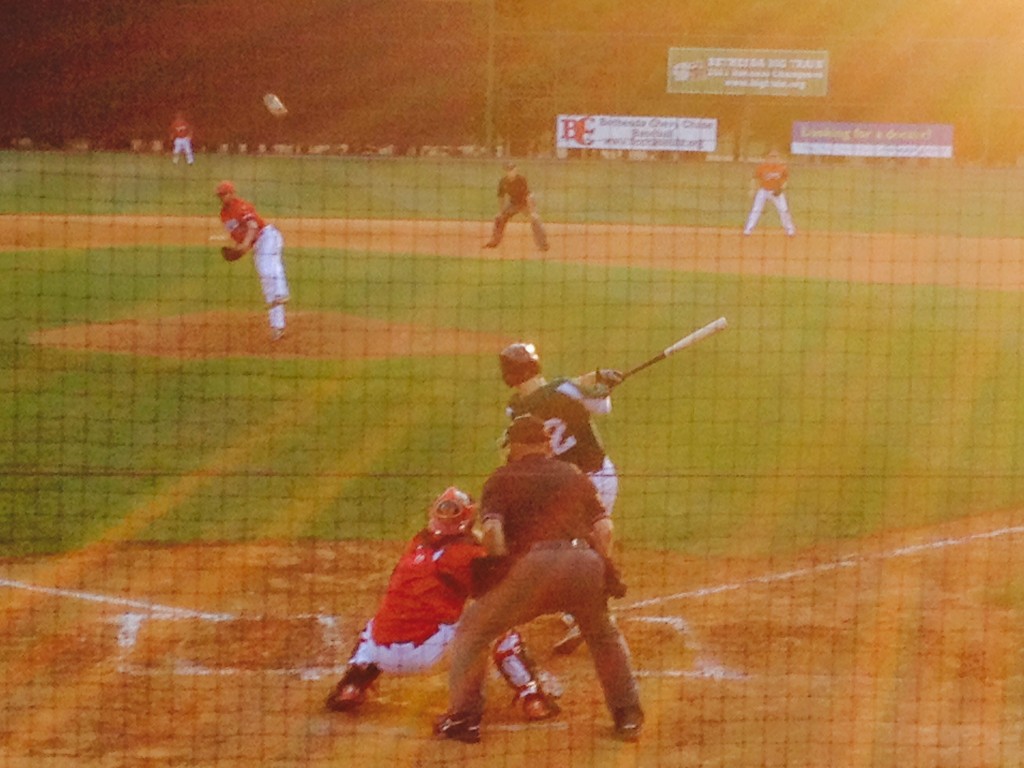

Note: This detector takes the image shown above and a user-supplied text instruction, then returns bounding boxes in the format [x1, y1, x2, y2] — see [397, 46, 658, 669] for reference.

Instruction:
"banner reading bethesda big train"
[556, 115, 718, 153]
[667, 48, 829, 97]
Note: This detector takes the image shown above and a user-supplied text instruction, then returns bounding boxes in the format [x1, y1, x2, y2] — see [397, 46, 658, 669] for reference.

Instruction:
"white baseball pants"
[172, 138, 194, 164]
[744, 189, 796, 235]
[348, 619, 457, 674]
[252, 225, 290, 332]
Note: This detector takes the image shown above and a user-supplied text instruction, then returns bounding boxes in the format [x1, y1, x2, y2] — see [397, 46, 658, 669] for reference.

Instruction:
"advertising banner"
[791, 121, 954, 158]
[667, 48, 828, 97]
[556, 114, 717, 153]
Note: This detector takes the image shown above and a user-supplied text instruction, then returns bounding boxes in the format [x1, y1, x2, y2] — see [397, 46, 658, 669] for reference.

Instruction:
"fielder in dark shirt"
[483, 161, 549, 251]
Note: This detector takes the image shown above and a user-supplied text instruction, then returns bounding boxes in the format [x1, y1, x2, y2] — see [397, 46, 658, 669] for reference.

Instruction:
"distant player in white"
[169, 113, 194, 165]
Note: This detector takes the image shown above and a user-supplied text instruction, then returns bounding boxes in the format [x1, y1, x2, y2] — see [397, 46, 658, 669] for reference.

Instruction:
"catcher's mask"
[428, 487, 476, 539]
[499, 342, 541, 387]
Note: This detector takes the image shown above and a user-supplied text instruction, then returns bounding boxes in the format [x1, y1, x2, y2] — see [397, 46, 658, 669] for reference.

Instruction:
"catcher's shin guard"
[492, 630, 561, 719]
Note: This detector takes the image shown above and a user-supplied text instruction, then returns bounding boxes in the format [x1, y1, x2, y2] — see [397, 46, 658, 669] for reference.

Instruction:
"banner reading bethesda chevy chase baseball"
[791, 121, 954, 158]
[667, 48, 828, 97]
[556, 114, 717, 153]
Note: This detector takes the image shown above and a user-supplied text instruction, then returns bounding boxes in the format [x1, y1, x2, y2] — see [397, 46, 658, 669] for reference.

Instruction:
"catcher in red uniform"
[325, 487, 560, 721]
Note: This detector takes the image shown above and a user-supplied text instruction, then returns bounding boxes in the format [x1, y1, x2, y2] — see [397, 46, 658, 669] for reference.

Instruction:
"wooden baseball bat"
[618, 317, 728, 382]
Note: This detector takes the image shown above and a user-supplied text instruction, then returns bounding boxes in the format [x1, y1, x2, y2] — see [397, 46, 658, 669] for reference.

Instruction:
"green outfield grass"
[5, 150, 1024, 235]
[2, 151, 1024, 559]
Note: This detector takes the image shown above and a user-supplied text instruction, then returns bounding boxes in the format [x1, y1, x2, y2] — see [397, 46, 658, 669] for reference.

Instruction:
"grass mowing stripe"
[5, 235, 1024, 556]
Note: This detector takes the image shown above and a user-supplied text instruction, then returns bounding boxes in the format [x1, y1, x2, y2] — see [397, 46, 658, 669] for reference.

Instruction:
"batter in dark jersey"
[507, 377, 609, 474]
[497, 342, 626, 656]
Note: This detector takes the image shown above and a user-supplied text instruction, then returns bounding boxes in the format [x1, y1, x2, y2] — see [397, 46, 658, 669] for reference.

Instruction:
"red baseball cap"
[215, 180, 236, 197]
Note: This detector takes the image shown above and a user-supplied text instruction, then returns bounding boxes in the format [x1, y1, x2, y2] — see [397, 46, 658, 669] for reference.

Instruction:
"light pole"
[485, 0, 496, 153]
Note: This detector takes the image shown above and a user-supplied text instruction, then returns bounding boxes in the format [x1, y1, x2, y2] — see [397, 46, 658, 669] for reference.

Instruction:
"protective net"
[3, 4, 1024, 767]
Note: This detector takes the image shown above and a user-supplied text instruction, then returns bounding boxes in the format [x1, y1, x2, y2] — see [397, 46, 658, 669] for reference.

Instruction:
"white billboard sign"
[557, 114, 717, 153]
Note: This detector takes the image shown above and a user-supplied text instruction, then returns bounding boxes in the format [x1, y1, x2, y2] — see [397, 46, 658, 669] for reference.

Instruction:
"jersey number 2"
[544, 417, 576, 456]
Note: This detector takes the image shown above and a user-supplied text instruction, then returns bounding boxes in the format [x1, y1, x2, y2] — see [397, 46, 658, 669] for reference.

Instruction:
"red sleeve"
[436, 539, 486, 595]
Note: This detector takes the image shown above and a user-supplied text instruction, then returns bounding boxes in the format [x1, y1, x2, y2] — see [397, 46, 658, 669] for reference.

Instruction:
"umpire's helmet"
[428, 487, 476, 539]
[499, 342, 541, 387]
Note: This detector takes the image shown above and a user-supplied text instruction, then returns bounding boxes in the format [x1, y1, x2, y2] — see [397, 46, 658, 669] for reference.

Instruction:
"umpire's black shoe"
[434, 711, 482, 744]
[613, 705, 644, 742]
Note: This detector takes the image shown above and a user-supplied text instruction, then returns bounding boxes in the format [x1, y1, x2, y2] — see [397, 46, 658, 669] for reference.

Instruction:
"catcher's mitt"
[221, 246, 244, 262]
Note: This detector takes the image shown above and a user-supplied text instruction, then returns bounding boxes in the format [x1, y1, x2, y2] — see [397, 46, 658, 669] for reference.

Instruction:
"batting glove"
[596, 368, 624, 386]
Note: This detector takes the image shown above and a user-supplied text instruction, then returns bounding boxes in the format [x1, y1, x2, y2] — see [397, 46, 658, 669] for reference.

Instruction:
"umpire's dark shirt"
[480, 454, 607, 556]
[497, 174, 530, 206]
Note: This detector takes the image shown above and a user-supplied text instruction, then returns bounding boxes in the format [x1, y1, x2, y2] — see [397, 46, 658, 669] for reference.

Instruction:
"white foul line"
[618, 523, 1024, 612]
[0, 577, 235, 622]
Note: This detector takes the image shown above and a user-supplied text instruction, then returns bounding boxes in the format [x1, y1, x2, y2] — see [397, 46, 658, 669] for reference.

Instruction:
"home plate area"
[111, 610, 730, 681]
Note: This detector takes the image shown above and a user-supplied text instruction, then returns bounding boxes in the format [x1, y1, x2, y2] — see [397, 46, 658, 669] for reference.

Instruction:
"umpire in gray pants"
[435, 415, 643, 743]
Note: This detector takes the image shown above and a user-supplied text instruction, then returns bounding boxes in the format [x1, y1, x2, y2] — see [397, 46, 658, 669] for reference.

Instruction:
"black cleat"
[325, 683, 366, 712]
[434, 711, 482, 743]
[613, 705, 644, 742]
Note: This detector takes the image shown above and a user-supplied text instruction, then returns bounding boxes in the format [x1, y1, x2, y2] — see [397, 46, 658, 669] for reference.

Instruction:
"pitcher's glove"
[221, 245, 244, 262]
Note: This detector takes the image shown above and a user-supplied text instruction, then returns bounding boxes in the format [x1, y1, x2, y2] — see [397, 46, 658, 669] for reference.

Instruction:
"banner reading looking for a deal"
[556, 114, 718, 153]
[792, 121, 954, 158]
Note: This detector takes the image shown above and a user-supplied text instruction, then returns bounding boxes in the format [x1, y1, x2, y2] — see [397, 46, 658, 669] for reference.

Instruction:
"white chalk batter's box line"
[3, 522, 1022, 681]
[108, 611, 729, 681]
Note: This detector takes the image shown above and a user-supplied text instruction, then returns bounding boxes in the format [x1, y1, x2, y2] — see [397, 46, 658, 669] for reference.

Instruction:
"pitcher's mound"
[29, 311, 512, 360]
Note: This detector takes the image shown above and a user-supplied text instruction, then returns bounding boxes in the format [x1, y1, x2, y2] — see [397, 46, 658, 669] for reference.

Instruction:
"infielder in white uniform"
[216, 181, 290, 340]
